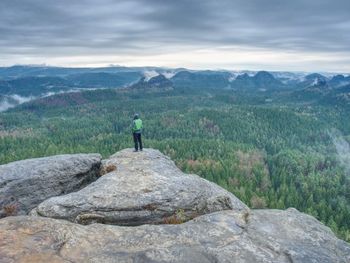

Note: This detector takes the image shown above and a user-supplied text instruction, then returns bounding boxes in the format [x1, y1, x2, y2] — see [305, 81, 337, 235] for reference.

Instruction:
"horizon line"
[0, 63, 349, 75]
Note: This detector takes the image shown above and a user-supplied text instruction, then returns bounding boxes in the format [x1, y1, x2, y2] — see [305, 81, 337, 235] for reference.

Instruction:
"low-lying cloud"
[0, 99, 15, 112]
[143, 70, 159, 81]
[0, 95, 34, 112]
[10, 94, 33, 104]
[0, 89, 99, 112]
[329, 129, 350, 175]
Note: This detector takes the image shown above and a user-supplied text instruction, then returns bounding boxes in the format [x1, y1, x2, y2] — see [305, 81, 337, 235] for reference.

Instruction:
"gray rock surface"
[0, 148, 349, 262]
[246, 208, 350, 262]
[0, 154, 101, 217]
[0, 209, 349, 263]
[31, 148, 249, 225]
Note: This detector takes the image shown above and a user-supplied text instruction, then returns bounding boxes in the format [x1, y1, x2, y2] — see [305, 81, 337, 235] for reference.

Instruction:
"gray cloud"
[0, 0, 349, 70]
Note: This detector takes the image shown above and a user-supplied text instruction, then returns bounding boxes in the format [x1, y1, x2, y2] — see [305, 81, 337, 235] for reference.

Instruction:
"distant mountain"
[0, 76, 71, 96]
[0, 65, 87, 80]
[321, 84, 350, 106]
[0, 65, 148, 80]
[291, 78, 350, 106]
[231, 71, 284, 90]
[254, 71, 283, 89]
[298, 73, 328, 88]
[231, 73, 255, 89]
[129, 74, 173, 91]
[1, 65, 349, 110]
[270, 71, 307, 85]
[304, 73, 328, 82]
[66, 72, 141, 88]
[292, 81, 330, 100]
[328, 74, 350, 88]
[171, 70, 231, 89]
[16, 89, 122, 112]
[0, 72, 143, 97]
[290, 72, 350, 105]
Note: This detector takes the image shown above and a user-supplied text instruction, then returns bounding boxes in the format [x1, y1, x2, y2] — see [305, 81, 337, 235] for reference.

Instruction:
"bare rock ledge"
[0, 209, 349, 262]
[0, 148, 349, 262]
[31, 149, 249, 225]
[0, 154, 101, 217]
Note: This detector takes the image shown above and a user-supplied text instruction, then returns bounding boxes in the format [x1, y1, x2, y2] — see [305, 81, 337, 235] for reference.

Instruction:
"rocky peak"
[231, 71, 283, 90]
[171, 70, 194, 81]
[129, 74, 173, 91]
[235, 73, 250, 80]
[253, 71, 275, 81]
[147, 74, 170, 84]
[304, 73, 328, 82]
[0, 148, 349, 262]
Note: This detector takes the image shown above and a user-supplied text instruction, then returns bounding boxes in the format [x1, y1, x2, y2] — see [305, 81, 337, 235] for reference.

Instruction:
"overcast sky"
[0, 0, 349, 72]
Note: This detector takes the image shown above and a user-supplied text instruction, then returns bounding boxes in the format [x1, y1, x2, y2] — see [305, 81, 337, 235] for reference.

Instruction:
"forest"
[0, 85, 349, 242]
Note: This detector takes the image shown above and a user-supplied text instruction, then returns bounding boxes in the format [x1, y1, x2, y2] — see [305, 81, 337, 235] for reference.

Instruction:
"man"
[132, 113, 143, 152]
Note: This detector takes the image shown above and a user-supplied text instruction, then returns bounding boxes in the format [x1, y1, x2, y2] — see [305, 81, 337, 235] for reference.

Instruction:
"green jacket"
[132, 119, 143, 133]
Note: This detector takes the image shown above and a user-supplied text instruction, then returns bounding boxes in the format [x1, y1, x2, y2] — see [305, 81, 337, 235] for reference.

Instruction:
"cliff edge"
[0, 148, 349, 262]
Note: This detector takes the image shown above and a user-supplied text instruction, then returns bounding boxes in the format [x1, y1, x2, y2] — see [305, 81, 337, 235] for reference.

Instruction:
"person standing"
[132, 113, 143, 152]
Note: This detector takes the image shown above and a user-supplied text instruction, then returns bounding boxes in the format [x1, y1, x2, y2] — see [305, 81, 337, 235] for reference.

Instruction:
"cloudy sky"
[1, 0, 349, 72]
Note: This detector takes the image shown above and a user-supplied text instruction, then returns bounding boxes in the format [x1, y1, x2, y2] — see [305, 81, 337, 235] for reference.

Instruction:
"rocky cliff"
[0, 153, 101, 217]
[0, 149, 349, 263]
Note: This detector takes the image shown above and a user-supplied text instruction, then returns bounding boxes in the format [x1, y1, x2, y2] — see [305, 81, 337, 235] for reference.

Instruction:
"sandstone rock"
[246, 208, 350, 263]
[1, 148, 349, 262]
[0, 209, 349, 263]
[31, 149, 248, 225]
[0, 154, 101, 217]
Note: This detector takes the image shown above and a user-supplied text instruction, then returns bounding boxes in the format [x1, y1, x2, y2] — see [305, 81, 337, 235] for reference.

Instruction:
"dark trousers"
[133, 133, 142, 150]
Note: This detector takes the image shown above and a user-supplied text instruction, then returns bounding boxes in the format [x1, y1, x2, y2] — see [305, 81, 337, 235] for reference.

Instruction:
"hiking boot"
[133, 149, 138, 152]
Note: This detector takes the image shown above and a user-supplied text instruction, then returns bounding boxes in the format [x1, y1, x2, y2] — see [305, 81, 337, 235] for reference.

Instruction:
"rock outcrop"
[31, 149, 248, 225]
[128, 75, 174, 92]
[0, 154, 101, 217]
[0, 148, 349, 263]
[1, 209, 349, 263]
[246, 209, 350, 262]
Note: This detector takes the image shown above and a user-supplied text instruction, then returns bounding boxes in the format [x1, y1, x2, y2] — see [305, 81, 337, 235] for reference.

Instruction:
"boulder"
[0, 154, 101, 217]
[0, 209, 349, 263]
[31, 149, 248, 225]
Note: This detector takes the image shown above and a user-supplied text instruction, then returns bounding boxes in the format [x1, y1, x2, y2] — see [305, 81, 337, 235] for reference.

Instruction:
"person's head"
[133, 113, 139, 120]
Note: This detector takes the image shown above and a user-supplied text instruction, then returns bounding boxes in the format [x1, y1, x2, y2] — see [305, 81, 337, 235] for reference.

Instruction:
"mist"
[0, 99, 14, 112]
[10, 94, 33, 104]
[329, 129, 350, 175]
[143, 70, 160, 81]
[0, 95, 34, 112]
[0, 88, 109, 112]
